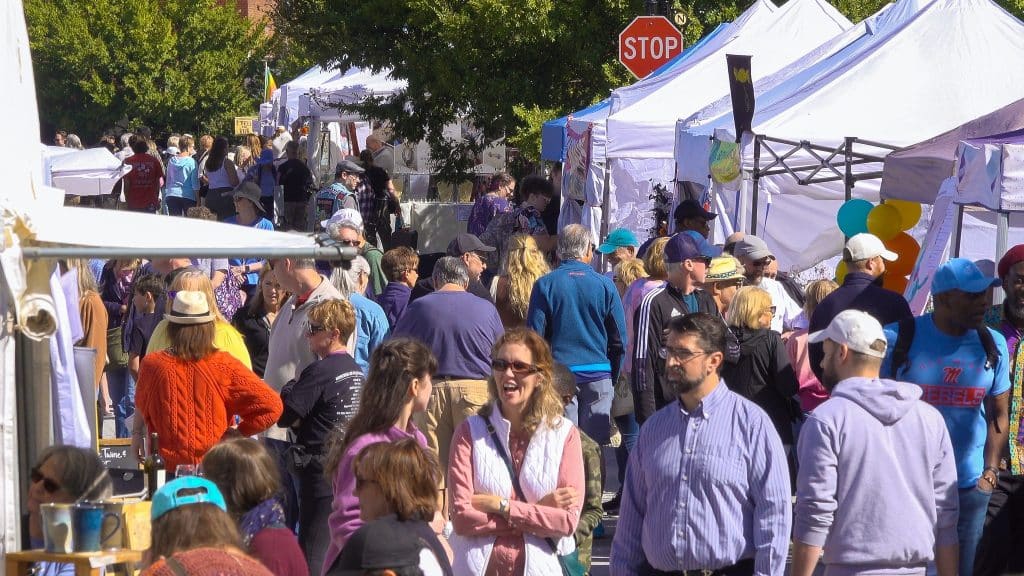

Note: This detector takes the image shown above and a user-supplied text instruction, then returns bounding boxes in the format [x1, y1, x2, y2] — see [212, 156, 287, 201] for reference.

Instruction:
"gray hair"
[36, 445, 113, 502]
[119, 133, 133, 148]
[66, 134, 84, 149]
[330, 256, 370, 296]
[327, 219, 363, 237]
[432, 256, 469, 289]
[557, 224, 594, 261]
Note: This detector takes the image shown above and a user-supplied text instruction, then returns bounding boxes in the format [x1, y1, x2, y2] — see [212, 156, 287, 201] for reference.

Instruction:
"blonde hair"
[502, 235, 550, 320]
[726, 286, 773, 329]
[65, 259, 98, 296]
[481, 329, 564, 436]
[614, 258, 648, 288]
[233, 145, 253, 170]
[170, 270, 227, 323]
[307, 298, 357, 343]
[804, 279, 839, 317]
[643, 237, 670, 280]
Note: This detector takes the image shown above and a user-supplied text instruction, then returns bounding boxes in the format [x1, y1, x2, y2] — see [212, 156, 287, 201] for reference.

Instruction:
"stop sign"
[619, 16, 684, 79]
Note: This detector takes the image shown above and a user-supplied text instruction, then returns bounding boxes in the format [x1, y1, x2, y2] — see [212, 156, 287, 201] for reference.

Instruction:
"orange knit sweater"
[135, 350, 283, 470]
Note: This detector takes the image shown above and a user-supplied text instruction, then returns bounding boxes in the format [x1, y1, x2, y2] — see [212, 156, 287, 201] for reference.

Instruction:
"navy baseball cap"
[932, 258, 1000, 295]
[664, 232, 717, 263]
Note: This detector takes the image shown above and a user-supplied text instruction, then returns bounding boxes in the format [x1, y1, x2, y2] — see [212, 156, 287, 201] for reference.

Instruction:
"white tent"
[42, 145, 131, 197]
[272, 65, 345, 129]
[674, 0, 1024, 271]
[304, 67, 407, 122]
[605, 0, 851, 160]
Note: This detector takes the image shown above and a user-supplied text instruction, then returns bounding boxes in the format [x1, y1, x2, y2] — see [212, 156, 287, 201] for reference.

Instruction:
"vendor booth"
[42, 146, 132, 197]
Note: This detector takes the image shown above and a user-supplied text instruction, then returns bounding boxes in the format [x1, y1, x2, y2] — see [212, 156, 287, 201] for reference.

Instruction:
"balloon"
[887, 199, 922, 231]
[836, 199, 873, 237]
[884, 232, 921, 277]
[866, 204, 902, 241]
[883, 273, 909, 295]
[835, 260, 849, 284]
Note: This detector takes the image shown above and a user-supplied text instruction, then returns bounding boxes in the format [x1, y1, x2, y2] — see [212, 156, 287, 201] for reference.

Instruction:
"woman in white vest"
[448, 328, 586, 576]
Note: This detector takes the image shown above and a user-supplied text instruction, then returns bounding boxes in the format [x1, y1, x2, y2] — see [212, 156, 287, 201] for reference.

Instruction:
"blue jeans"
[564, 376, 614, 445]
[106, 367, 135, 438]
[614, 413, 639, 485]
[958, 485, 992, 576]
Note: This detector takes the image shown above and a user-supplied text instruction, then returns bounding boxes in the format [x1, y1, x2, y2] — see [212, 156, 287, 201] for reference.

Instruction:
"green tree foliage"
[25, 0, 265, 140]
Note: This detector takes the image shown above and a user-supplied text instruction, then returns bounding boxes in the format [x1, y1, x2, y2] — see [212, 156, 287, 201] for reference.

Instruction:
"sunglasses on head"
[491, 359, 539, 375]
[31, 467, 61, 494]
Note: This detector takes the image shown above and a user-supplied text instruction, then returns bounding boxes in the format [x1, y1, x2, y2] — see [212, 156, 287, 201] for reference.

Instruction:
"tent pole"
[845, 137, 854, 202]
[952, 205, 965, 257]
[19, 246, 357, 260]
[600, 161, 613, 272]
[996, 211, 1009, 304]
[751, 136, 761, 235]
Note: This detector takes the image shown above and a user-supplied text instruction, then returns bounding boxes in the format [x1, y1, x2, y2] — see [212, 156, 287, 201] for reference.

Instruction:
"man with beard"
[809, 233, 912, 381]
[612, 313, 791, 576]
[975, 245, 1024, 576]
[733, 235, 804, 334]
[881, 258, 1010, 576]
[792, 310, 959, 576]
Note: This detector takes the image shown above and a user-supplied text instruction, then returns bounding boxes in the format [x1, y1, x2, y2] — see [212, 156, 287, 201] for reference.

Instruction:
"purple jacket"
[795, 377, 959, 575]
[376, 282, 412, 328]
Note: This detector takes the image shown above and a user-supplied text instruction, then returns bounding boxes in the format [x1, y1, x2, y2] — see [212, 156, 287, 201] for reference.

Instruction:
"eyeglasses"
[659, 346, 707, 362]
[491, 359, 539, 375]
[753, 257, 775, 267]
[355, 475, 377, 490]
[764, 305, 777, 316]
[30, 468, 62, 494]
[306, 323, 327, 336]
[338, 240, 360, 247]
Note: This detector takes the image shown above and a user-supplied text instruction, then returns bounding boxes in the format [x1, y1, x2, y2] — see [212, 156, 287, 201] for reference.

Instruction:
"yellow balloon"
[887, 199, 922, 231]
[866, 204, 901, 241]
[835, 260, 848, 284]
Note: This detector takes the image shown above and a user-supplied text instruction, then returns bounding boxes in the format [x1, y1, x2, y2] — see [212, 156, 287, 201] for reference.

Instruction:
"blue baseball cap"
[151, 476, 227, 521]
[597, 228, 640, 254]
[682, 230, 722, 257]
[665, 232, 717, 263]
[932, 258, 1000, 295]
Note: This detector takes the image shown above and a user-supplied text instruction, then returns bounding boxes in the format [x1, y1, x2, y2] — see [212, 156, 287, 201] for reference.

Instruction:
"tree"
[25, 0, 265, 140]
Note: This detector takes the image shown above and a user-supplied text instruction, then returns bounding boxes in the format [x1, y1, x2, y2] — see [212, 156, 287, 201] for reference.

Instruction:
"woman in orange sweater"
[134, 291, 282, 470]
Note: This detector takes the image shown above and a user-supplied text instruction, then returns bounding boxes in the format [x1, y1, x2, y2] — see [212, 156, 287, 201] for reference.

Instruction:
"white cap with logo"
[808, 309, 888, 358]
[845, 233, 897, 262]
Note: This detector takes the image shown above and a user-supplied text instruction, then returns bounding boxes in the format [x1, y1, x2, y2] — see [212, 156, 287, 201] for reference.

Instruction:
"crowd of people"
[28, 129, 1024, 576]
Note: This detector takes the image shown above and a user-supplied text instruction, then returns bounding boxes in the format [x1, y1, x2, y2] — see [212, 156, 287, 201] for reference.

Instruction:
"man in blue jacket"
[527, 224, 627, 445]
[809, 232, 912, 381]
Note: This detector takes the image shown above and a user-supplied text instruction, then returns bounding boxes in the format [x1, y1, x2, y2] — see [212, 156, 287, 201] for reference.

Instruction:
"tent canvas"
[955, 129, 1024, 212]
[304, 66, 407, 122]
[273, 65, 345, 128]
[42, 146, 132, 197]
[881, 96, 1024, 204]
[675, 0, 1024, 271]
[605, 0, 851, 160]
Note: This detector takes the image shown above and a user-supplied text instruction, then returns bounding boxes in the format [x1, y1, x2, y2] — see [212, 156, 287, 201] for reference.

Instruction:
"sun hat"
[321, 208, 363, 232]
[151, 477, 227, 521]
[232, 182, 265, 213]
[164, 290, 216, 325]
[705, 256, 746, 283]
[932, 258, 1001, 295]
[844, 233, 897, 262]
[597, 228, 640, 254]
[808, 309, 888, 358]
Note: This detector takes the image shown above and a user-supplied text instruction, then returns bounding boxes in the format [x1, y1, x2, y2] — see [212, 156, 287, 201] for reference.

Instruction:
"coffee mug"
[40, 503, 74, 553]
[98, 501, 125, 549]
[72, 502, 120, 552]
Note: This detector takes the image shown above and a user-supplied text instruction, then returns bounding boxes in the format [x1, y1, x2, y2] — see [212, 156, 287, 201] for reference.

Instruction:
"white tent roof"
[273, 65, 345, 128]
[42, 145, 132, 197]
[305, 66, 407, 121]
[676, 0, 1024, 270]
[605, 0, 851, 159]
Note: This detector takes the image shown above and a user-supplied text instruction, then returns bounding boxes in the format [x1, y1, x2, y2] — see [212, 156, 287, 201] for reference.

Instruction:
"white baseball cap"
[808, 309, 888, 358]
[844, 233, 897, 262]
[322, 208, 363, 232]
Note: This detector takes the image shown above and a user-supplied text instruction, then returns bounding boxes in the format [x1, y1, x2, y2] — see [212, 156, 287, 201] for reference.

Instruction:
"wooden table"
[6, 549, 143, 576]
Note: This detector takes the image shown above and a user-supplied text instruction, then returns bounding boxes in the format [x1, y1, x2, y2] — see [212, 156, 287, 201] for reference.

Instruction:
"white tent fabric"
[305, 67, 407, 122]
[955, 132, 1024, 211]
[273, 65, 345, 129]
[605, 0, 851, 160]
[675, 0, 1024, 270]
[43, 145, 132, 197]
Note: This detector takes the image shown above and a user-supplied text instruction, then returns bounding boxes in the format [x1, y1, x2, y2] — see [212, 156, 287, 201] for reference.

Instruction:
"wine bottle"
[145, 432, 166, 500]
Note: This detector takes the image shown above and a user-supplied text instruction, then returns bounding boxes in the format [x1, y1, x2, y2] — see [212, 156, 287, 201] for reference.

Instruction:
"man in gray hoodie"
[793, 310, 960, 576]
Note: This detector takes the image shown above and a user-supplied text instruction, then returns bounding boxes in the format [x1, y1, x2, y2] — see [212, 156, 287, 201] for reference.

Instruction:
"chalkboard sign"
[98, 440, 137, 471]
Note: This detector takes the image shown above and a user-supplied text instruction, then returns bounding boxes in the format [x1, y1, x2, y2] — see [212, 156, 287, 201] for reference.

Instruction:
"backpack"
[889, 316, 1000, 378]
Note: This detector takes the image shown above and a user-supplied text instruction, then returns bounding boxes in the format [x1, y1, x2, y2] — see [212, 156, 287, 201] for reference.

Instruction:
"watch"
[498, 498, 510, 517]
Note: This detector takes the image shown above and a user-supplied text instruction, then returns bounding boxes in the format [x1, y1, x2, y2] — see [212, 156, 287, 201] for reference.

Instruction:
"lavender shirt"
[611, 382, 792, 575]
[322, 424, 428, 575]
[467, 193, 510, 236]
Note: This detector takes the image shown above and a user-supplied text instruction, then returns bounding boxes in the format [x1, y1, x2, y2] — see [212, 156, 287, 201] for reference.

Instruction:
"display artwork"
[563, 121, 593, 203]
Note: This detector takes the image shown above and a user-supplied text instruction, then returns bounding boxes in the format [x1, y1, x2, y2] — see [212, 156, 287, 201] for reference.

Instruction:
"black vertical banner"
[726, 54, 755, 142]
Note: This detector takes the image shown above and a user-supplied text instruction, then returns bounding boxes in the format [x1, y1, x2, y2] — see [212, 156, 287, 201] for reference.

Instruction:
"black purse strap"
[484, 420, 564, 560]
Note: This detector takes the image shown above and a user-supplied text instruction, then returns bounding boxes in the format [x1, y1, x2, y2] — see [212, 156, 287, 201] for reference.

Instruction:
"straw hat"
[705, 256, 746, 283]
[165, 291, 216, 325]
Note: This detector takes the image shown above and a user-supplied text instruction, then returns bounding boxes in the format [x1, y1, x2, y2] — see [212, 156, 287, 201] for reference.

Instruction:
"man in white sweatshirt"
[792, 310, 960, 576]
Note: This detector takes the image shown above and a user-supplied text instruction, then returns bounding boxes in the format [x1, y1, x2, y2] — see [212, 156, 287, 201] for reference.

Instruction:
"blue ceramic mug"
[72, 502, 119, 552]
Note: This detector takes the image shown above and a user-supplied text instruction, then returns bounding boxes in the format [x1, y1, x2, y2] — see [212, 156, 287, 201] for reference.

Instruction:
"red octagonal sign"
[619, 16, 684, 79]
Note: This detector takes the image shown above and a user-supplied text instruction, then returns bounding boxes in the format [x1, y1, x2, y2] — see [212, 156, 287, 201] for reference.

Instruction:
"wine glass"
[175, 464, 198, 478]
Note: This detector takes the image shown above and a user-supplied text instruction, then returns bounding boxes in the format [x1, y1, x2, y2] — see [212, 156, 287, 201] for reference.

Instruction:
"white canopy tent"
[42, 145, 132, 197]
[304, 67, 407, 122]
[271, 65, 345, 130]
[673, 0, 1024, 271]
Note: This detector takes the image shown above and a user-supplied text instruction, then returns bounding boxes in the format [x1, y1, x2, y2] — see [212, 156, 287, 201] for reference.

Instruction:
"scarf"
[239, 498, 286, 546]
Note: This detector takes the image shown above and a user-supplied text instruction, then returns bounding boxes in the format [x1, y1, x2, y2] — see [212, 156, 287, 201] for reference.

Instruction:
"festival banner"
[905, 177, 956, 314]
[563, 120, 593, 203]
[726, 55, 755, 141]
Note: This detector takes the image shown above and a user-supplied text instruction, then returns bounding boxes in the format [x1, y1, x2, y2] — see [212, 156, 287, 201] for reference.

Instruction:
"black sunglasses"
[491, 359, 539, 375]
[338, 239, 360, 247]
[31, 467, 61, 494]
[306, 323, 327, 336]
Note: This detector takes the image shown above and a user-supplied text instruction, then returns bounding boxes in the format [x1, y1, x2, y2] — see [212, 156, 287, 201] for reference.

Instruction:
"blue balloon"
[837, 199, 873, 237]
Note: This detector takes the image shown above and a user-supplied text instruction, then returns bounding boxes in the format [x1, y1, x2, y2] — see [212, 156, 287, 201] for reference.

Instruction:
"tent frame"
[748, 134, 902, 233]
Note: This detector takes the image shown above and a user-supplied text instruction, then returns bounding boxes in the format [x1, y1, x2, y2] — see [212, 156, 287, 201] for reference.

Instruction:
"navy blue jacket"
[808, 272, 912, 381]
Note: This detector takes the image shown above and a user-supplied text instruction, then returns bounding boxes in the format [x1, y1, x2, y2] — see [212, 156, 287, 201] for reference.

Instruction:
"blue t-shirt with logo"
[881, 314, 1010, 488]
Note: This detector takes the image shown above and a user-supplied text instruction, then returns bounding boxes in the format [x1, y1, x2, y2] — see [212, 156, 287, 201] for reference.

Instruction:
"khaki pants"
[414, 378, 490, 490]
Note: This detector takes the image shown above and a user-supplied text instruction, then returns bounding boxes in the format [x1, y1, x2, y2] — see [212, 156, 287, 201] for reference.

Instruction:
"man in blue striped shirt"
[611, 313, 792, 576]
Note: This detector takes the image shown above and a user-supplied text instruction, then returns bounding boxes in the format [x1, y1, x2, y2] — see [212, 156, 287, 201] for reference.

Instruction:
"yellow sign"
[233, 116, 258, 135]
